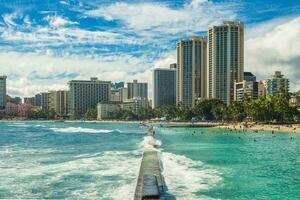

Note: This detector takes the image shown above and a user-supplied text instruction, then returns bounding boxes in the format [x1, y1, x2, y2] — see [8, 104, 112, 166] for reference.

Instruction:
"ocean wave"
[0, 150, 140, 199]
[162, 152, 222, 200]
[138, 135, 162, 151]
[50, 127, 121, 134]
[35, 124, 46, 127]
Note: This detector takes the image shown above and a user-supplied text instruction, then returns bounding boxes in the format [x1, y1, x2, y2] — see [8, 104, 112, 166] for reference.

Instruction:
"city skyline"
[0, 0, 300, 98]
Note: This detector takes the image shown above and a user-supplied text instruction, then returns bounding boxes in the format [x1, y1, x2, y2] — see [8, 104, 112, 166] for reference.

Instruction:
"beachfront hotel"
[176, 36, 207, 107]
[208, 21, 244, 105]
[0, 75, 7, 109]
[49, 90, 69, 116]
[153, 64, 176, 108]
[68, 77, 111, 116]
[127, 80, 148, 100]
[266, 71, 289, 96]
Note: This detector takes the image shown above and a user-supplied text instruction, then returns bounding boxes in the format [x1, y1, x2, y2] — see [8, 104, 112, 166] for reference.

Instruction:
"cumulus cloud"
[245, 16, 300, 92]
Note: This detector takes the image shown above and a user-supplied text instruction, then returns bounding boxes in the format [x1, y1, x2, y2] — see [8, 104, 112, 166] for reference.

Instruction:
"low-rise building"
[97, 103, 120, 120]
[121, 98, 148, 114]
[4, 102, 18, 115]
[234, 81, 259, 102]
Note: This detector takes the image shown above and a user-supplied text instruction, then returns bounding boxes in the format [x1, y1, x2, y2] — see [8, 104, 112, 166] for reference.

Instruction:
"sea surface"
[0, 122, 299, 200]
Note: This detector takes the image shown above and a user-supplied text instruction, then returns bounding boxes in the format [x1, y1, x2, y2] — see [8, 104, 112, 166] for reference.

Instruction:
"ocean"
[0, 122, 299, 199]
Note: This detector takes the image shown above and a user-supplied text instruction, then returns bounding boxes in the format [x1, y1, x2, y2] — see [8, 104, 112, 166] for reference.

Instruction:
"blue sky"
[0, 0, 300, 97]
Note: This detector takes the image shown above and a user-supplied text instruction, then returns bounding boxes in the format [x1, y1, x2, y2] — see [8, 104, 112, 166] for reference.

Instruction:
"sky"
[0, 0, 300, 98]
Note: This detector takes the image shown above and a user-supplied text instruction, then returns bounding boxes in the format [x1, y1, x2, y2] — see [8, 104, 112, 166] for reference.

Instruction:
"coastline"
[1, 119, 299, 133]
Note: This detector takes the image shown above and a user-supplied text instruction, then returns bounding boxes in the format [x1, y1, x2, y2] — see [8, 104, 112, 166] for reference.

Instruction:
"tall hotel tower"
[176, 36, 207, 107]
[208, 21, 244, 105]
[0, 76, 7, 109]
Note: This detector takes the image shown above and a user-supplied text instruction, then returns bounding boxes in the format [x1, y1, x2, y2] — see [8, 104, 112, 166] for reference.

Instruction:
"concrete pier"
[134, 127, 165, 200]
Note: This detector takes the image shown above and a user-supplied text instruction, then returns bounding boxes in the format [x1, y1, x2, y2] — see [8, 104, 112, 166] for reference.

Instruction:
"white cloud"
[245, 16, 300, 92]
[0, 51, 165, 97]
[0, 25, 140, 47]
[47, 15, 77, 27]
[2, 13, 18, 27]
[85, 0, 238, 35]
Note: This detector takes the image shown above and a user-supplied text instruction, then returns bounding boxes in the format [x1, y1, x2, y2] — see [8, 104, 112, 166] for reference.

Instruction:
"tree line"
[103, 90, 300, 123]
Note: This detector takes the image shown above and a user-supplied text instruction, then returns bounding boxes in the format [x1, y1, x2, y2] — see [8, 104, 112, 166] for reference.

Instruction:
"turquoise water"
[0, 122, 299, 199]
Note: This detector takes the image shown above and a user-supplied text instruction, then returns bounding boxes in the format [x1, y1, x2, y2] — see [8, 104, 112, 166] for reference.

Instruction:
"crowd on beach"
[216, 123, 300, 134]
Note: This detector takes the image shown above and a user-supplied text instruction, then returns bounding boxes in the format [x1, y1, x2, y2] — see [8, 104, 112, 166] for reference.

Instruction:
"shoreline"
[1, 119, 299, 133]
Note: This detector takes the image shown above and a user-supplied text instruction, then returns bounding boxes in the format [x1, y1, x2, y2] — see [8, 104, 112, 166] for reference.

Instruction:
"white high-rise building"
[208, 21, 244, 105]
[176, 36, 207, 107]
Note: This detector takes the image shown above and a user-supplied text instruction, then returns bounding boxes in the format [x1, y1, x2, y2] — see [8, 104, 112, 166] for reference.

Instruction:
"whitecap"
[50, 127, 121, 134]
[162, 152, 222, 200]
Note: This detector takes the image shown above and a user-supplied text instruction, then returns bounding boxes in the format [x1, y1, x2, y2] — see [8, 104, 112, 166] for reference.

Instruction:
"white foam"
[138, 135, 162, 151]
[162, 152, 222, 200]
[0, 150, 140, 199]
[35, 124, 46, 127]
[50, 127, 121, 133]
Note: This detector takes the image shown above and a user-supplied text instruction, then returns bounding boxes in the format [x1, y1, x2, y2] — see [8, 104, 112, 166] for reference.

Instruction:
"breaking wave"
[138, 135, 162, 151]
[162, 152, 222, 200]
[50, 127, 122, 134]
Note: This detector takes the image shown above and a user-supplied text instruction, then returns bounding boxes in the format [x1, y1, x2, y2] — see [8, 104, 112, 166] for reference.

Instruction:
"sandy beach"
[215, 123, 300, 134]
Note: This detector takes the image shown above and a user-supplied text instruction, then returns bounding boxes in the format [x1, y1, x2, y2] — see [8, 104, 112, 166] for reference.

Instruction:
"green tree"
[227, 101, 246, 122]
[137, 107, 155, 120]
[85, 108, 97, 119]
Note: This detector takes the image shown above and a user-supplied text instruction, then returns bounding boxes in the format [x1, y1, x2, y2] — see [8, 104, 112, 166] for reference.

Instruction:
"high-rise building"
[0, 76, 7, 109]
[127, 80, 148, 100]
[110, 87, 128, 102]
[49, 90, 69, 116]
[24, 97, 35, 106]
[258, 81, 266, 98]
[153, 65, 176, 108]
[41, 92, 49, 111]
[244, 72, 256, 82]
[176, 36, 207, 107]
[34, 94, 42, 107]
[68, 77, 111, 116]
[208, 21, 244, 105]
[266, 71, 289, 96]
